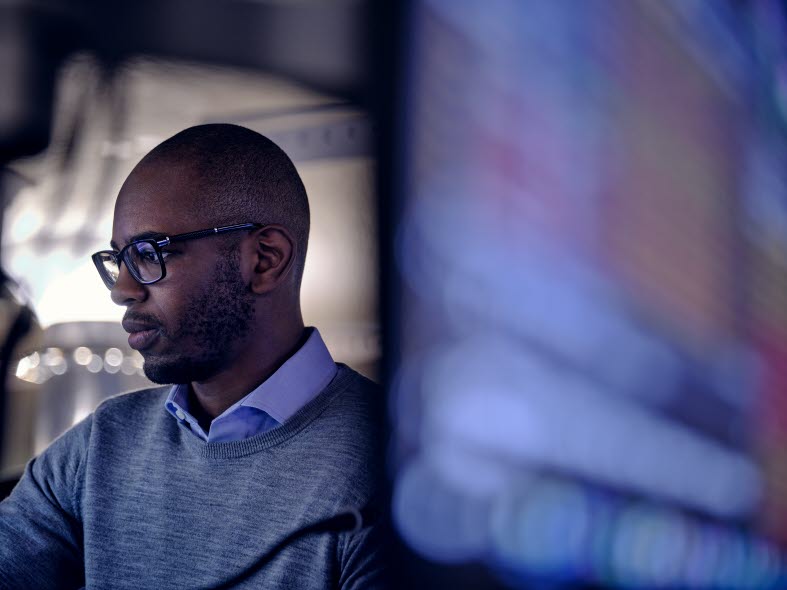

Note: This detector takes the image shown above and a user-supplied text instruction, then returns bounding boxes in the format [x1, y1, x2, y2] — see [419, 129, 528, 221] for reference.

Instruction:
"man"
[0, 124, 386, 589]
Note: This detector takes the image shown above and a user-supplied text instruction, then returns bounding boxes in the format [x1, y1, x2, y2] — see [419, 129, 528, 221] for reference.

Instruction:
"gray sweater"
[0, 365, 387, 589]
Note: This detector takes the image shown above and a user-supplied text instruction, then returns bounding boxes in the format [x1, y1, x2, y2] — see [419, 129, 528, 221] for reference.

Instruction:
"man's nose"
[110, 264, 148, 306]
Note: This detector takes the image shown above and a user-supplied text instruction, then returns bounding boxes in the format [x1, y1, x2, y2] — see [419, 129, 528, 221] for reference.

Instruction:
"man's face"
[110, 161, 256, 384]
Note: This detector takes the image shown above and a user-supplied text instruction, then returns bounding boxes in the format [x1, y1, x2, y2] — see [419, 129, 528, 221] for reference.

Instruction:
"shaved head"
[129, 123, 310, 287]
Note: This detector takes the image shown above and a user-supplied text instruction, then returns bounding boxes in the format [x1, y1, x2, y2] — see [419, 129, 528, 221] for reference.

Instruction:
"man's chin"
[142, 356, 221, 385]
[142, 362, 177, 385]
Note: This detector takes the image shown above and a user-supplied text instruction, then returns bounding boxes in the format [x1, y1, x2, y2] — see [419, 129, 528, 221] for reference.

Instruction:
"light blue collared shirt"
[164, 328, 338, 443]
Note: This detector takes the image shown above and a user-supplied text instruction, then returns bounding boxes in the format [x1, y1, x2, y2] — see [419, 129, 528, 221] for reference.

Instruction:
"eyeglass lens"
[97, 241, 163, 287]
[125, 242, 163, 283]
[96, 252, 120, 286]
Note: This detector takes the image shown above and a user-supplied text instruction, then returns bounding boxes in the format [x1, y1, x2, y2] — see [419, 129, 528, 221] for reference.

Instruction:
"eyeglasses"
[92, 223, 262, 290]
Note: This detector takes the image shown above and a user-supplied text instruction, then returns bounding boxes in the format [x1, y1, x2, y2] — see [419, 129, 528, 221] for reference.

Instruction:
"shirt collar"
[165, 327, 337, 429]
[236, 327, 337, 423]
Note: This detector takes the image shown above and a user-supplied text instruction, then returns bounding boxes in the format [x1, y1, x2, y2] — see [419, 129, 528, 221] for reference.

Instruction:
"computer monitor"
[388, 1, 787, 588]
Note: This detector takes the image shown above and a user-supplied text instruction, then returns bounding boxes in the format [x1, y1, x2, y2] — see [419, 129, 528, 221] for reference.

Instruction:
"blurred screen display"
[391, 1, 787, 588]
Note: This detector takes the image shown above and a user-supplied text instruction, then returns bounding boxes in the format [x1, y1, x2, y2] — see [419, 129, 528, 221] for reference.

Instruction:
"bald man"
[0, 125, 387, 589]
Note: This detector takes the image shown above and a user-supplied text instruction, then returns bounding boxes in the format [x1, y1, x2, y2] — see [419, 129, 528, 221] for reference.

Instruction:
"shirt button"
[175, 409, 186, 420]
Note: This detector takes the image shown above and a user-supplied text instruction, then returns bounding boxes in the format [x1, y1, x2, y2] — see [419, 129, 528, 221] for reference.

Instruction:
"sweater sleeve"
[0, 415, 92, 590]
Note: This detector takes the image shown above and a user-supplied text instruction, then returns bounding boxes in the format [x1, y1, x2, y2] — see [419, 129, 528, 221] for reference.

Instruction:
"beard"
[141, 248, 256, 384]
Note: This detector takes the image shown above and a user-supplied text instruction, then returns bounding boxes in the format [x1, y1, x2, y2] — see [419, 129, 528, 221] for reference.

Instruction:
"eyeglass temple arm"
[157, 223, 262, 247]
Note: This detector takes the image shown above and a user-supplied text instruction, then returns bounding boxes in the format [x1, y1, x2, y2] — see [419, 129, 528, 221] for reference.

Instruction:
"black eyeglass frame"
[92, 222, 263, 290]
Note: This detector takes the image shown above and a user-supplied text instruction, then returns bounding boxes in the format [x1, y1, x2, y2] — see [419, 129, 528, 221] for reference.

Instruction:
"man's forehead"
[112, 160, 206, 245]
[117, 159, 202, 207]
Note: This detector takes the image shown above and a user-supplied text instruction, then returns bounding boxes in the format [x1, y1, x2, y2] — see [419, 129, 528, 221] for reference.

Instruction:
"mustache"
[122, 311, 164, 331]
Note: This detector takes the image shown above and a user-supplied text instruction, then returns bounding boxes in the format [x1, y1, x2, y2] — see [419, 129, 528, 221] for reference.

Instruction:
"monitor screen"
[389, 1, 787, 588]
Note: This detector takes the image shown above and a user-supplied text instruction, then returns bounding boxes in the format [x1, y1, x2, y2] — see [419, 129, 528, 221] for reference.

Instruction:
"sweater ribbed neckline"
[177, 364, 355, 459]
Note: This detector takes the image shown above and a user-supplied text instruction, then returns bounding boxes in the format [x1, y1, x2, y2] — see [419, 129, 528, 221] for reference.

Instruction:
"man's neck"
[189, 320, 307, 420]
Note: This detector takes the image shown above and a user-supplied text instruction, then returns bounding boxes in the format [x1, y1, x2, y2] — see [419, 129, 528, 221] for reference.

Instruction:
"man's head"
[132, 124, 310, 285]
[107, 124, 310, 385]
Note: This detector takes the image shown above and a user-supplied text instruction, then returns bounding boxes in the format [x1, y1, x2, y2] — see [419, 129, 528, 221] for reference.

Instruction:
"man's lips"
[122, 319, 162, 351]
[127, 328, 160, 351]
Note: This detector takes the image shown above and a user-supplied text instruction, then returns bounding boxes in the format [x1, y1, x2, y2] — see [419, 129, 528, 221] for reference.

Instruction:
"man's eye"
[140, 250, 158, 263]
[132, 244, 159, 264]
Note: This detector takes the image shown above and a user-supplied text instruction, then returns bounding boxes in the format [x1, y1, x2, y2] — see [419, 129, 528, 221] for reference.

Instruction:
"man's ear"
[246, 225, 296, 295]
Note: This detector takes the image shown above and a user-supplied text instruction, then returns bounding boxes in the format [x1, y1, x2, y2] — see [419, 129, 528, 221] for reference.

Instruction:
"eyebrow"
[110, 230, 168, 251]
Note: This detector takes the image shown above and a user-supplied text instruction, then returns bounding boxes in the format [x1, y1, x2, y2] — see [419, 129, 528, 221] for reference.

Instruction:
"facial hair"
[142, 248, 256, 384]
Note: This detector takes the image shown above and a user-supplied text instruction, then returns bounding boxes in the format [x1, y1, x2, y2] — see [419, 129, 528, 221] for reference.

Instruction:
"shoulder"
[319, 365, 384, 435]
[90, 385, 171, 430]
[81, 385, 171, 442]
[35, 386, 171, 453]
[330, 364, 383, 408]
[32, 412, 94, 486]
